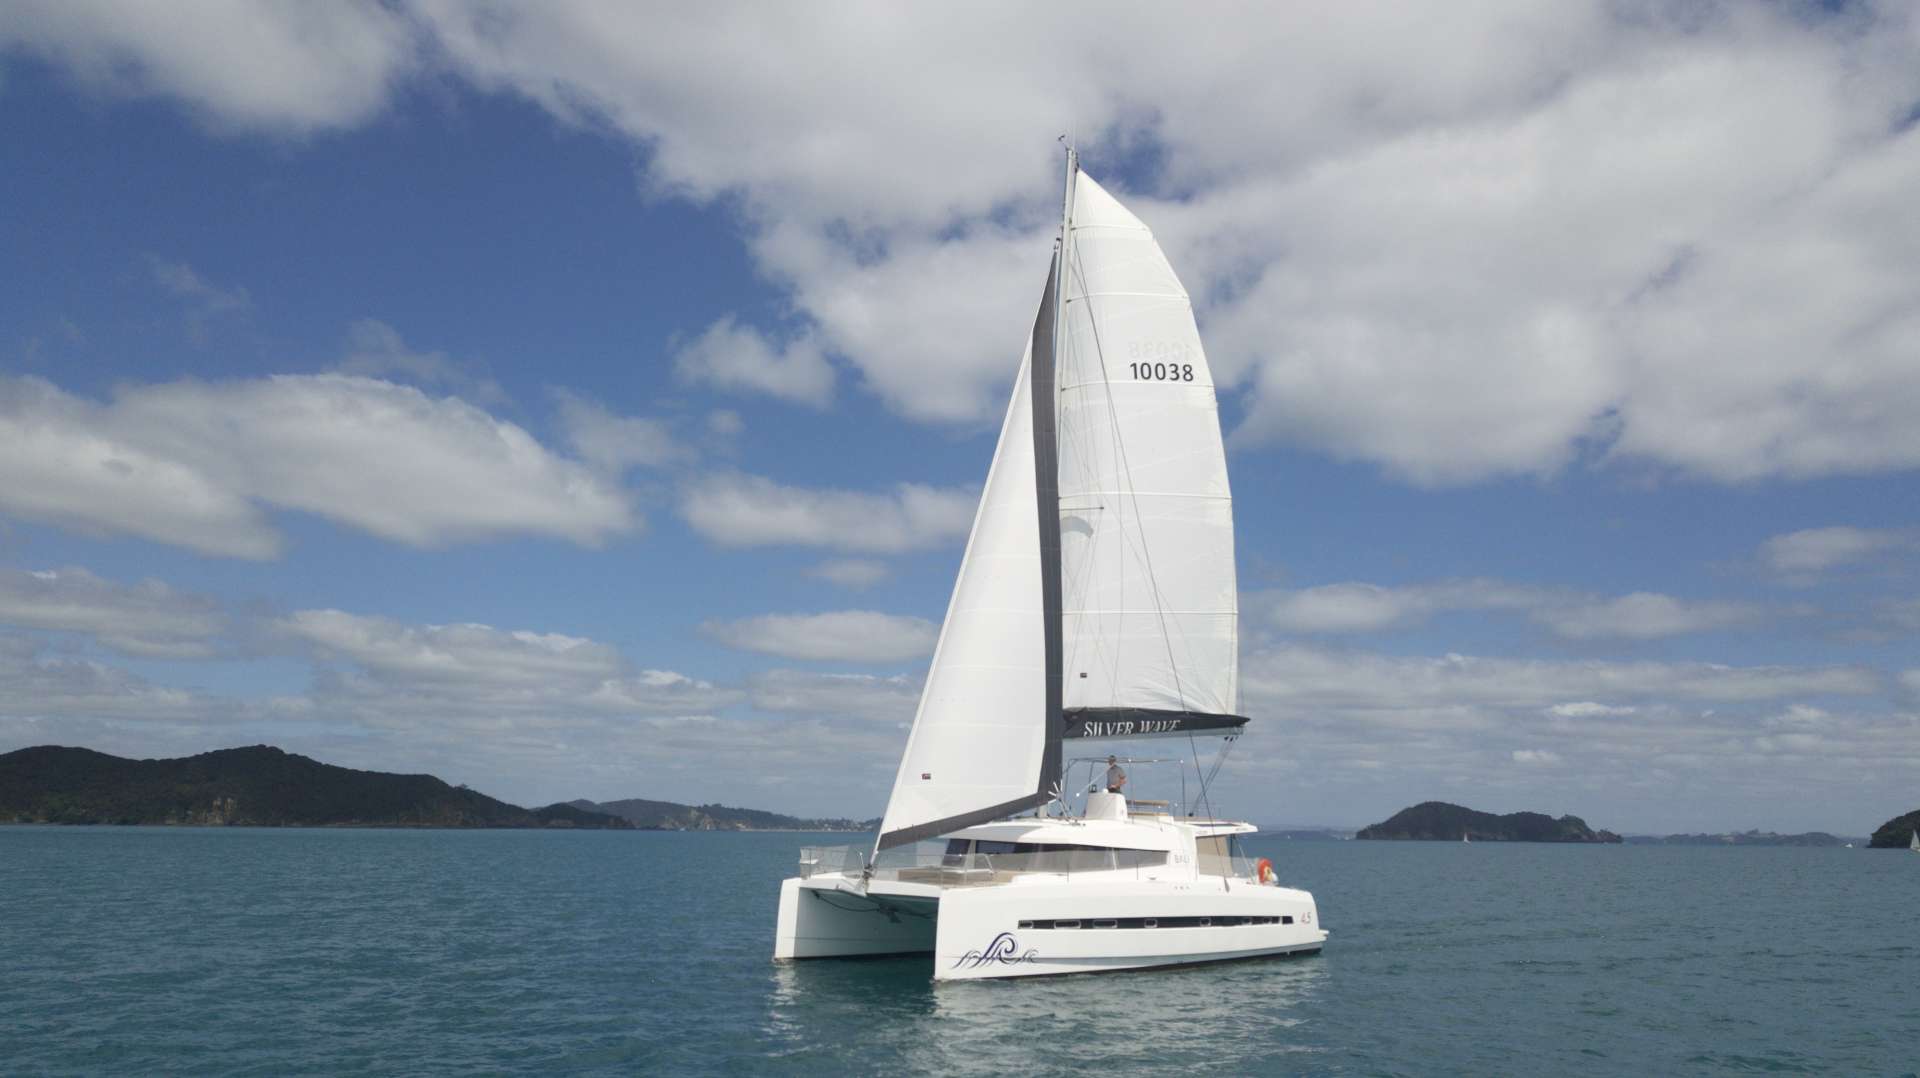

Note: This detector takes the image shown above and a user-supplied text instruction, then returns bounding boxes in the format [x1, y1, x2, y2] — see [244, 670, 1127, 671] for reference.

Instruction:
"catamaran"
[773, 149, 1326, 980]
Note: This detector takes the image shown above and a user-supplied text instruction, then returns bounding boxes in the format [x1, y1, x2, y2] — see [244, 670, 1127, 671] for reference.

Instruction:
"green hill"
[0, 745, 631, 829]
[569, 796, 876, 832]
[1624, 830, 1849, 846]
[1868, 809, 1920, 848]
[1357, 800, 1621, 843]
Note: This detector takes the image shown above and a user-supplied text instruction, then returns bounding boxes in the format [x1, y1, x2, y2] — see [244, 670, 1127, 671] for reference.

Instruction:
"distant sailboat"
[1461, 833, 1470, 844]
[1910, 829, 1918, 852]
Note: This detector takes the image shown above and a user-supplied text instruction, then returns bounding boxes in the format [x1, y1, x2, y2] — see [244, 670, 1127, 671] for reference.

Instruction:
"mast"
[1030, 142, 1075, 805]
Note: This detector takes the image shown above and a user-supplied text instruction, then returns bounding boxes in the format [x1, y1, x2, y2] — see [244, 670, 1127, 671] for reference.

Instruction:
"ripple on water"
[3, 830, 1919, 1074]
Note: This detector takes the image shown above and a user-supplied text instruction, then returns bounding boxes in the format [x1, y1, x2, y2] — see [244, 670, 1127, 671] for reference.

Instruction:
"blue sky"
[2, 3, 1917, 834]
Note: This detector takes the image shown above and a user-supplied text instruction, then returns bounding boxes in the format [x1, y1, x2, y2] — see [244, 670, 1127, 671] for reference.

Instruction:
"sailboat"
[1462, 833, 1471, 844]
[1910, 829, 1918, 853]
[773, 149, 1327, 980]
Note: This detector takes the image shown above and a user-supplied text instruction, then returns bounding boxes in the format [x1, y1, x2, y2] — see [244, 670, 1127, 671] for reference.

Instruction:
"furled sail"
[876, 264, 1063, 850]
[1055, 171, 1244, 738]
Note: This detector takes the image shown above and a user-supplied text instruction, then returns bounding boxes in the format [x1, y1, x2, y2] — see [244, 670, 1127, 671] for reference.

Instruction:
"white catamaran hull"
[775, 873, 1326, 980]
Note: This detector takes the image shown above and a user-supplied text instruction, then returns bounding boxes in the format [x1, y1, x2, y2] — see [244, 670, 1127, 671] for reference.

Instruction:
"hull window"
[1019, 915, 1293, 930]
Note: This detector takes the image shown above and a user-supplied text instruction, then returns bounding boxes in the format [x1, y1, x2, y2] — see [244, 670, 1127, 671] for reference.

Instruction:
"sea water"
[3, 827, 1916, 1075]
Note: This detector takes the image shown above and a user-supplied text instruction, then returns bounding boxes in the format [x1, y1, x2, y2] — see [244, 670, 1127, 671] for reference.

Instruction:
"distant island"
[0, 745, 873, 832]
[1624, 830, 1853, 847]
[1868, 809, 1920, 848]
[0, 745, 631, 828]
[1357, 801, 1621, 843]
[568, 797, 877, 832]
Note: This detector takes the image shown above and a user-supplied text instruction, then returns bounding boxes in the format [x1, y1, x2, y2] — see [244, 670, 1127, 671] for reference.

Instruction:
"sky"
[2, 2, 1918, 835]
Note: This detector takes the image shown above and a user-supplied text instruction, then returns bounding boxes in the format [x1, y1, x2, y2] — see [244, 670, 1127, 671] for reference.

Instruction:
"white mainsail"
[1056, 173, 1239, 725]
[877, 160, 1237, 849]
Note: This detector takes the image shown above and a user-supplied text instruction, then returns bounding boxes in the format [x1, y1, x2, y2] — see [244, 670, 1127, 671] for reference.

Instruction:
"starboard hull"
[774, 874, 1327, 981]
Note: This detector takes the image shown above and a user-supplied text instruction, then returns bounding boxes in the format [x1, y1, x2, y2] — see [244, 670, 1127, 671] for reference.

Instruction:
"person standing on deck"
[1104, 755, 1127, 795]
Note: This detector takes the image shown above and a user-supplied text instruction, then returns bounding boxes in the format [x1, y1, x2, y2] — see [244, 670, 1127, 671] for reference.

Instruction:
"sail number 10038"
[1129, 362, 1194, 382]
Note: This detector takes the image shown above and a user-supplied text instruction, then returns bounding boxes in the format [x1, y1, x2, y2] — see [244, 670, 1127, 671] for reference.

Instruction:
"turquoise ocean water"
[3, 827, 1917, 1075]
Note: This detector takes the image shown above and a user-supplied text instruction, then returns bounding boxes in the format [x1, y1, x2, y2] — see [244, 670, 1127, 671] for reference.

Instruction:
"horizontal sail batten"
[1063, 707, 1248, 740]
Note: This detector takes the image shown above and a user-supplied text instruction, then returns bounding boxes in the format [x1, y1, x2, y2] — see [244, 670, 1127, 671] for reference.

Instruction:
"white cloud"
[0, 373, 636, 557]
[149, 257, 249, 316]
[806, 559, 891, 590]
[338, 319, 505, 406]
[1258, 579, 1771, 640]
[0, 375, 279, 558]
[1530, 592, 1766, 640]
[1261, 580, 1538, 634]
[1546, 702, 1637, 719]
[0, 567, 225, 658]
[1759, 526, 1911, 575]
[552, 390, 692, 474]
[1241, 644, 1880, 714]
[0, 0, 416, 132]
[0, 635, 219, 721]
[17, 6, 1920, 482]
[701, 611, 937, 664]
[680, 473, 974, 553]
[1511, 749, 1562, 766]
[745, 668, 921, 725]
[672, 317, 834, 408]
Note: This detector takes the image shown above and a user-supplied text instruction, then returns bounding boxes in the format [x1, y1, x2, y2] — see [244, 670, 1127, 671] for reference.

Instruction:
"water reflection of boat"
[768, 953, 1331, 1073]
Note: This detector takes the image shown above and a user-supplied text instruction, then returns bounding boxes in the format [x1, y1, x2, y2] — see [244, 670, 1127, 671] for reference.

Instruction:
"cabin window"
[1021, 915, 1286, 930]
[943, 839, 971, 866]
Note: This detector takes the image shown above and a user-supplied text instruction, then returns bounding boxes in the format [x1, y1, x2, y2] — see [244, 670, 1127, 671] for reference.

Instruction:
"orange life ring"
[1255, 857, 1275, 884]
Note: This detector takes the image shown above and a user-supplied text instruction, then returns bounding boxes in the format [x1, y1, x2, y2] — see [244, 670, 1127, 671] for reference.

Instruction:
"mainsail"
[876, 159, 1239, 851]
[1056, 172, 1243, 738]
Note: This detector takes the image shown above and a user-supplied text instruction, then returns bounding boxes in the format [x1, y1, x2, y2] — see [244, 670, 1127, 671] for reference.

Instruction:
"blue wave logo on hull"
[952, 931, 1039, 969]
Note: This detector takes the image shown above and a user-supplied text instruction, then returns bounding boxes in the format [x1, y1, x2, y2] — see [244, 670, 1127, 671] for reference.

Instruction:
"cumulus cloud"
[337, 319, 505, 406]
[1546, 702, 1638, 719]
[1758, 525, 1913, 575]
[1530, 592, 1766, 641]
[1241, 644, 1879, 714]
[0, 634, 222, 721]
[806, 559, 892, 590]
[1257, 579, 1772, 640]
[0, 567, 225, 658]
[552, 390, 693, 475]
[700, 611, 937, 664]
[0, 0, 416, 132]
[149, 256, 249, 317]
[0, 373, 636, 557]
[17, 5, 1920, 483]
[744, 668, 921, 725]
[671, 317, 834, 408]
[680, 473, 974, 552]
[1261, 580, 1537, 634]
